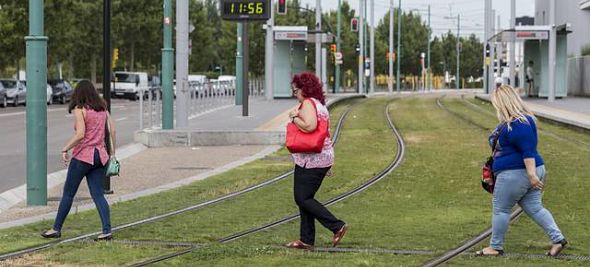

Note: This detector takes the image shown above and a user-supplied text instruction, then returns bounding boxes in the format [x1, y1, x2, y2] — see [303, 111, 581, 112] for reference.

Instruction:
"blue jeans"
[53, 149, 111, 234]
[490, 165, 564, 250]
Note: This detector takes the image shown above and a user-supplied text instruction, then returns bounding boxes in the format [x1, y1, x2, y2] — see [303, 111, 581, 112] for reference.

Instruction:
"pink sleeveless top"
[292, 98, 334, 169]
[72, 108, 109, 166]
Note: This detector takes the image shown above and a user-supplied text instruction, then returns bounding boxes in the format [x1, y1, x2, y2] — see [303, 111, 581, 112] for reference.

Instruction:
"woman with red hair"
[286, 72, 347, 249]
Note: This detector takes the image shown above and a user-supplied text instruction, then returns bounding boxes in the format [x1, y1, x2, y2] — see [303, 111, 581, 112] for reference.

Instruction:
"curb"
[0, 145, 280, 229]
[0, 143, 147, 214]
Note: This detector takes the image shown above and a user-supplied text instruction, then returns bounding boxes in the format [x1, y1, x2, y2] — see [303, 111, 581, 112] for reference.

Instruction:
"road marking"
[116, 117, 128, 122]
[0, 107, 66, 118]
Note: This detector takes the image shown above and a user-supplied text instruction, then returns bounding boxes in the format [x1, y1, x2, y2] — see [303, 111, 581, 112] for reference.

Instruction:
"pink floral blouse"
[72, 109, 110, 166]
[291, 98, 334, 169]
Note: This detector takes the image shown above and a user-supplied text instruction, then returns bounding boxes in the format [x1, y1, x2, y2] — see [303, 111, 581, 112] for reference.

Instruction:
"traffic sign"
[334, 52, 342, 60]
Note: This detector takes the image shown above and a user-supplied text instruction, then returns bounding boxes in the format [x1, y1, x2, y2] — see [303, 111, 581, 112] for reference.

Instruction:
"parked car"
[16, 80, 53, 105]
[3, 80, 26, 106]
[0, 79, 11, 108]
[48, 79, 74, 104]
[46, 83, 54, 105]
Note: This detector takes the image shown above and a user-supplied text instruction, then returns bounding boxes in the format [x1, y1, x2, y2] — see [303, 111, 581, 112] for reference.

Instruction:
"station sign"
[220, 0, 271, 21]
[275, 31, 308, 41]
[515, 31, 548, 40]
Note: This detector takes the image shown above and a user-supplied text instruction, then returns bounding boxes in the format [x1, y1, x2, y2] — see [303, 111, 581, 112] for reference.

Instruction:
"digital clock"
[220, 0, 271, 21]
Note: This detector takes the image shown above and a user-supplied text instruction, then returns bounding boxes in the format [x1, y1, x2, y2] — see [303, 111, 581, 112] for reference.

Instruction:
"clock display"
[221, 0, 270, 21]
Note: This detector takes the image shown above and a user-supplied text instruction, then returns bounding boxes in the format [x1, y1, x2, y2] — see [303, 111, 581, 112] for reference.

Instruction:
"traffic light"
[351, 18, 358, 32]
[277, 0, 287, 15]
[387, 51, 396, 62]
[112, 48, 119, 69]
[485, 44, 490, 57]
[330, 44, 337, 53]
[355, 43, 360, 54]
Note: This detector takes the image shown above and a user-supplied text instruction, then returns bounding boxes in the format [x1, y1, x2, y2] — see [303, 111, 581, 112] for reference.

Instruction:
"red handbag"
[286, 99, 330, 153]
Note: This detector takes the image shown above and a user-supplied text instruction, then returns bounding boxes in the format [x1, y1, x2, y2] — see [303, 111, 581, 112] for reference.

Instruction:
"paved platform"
[476, 94, 590, 132]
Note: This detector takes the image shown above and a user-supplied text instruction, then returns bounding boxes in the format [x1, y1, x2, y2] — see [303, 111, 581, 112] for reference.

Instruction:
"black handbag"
[481, 124, 505, 194]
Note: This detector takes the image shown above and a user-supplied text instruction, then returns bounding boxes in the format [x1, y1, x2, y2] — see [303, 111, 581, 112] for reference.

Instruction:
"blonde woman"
[476, 85, 567, 257]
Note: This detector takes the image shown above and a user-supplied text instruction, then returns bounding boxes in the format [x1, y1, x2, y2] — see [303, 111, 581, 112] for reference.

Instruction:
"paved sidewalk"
[0, 94, 360, 228]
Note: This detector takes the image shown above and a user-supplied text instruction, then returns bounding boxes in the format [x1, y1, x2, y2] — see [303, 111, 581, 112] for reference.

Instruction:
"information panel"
[220, 0, 271, 21]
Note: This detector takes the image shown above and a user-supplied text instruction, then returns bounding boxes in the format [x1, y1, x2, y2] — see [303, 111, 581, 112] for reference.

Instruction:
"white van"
[112, 71, 149, 100]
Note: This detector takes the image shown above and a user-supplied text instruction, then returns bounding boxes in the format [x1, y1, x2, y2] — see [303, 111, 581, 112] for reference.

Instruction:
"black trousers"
[294, 164, 345, 245]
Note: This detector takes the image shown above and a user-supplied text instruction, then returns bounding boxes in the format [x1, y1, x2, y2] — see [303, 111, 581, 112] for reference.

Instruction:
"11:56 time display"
[220, 0, 270, 21]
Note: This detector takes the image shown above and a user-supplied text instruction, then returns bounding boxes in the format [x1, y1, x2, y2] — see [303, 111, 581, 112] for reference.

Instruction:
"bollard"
[138, 89, 144, 130]
[156, 88, 161, 128]
[148, 88, 153, 128]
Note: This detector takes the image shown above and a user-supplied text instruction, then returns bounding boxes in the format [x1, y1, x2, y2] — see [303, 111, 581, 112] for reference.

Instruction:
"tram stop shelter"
[489, 25, 572, 98]
[272, 26, 308, 98]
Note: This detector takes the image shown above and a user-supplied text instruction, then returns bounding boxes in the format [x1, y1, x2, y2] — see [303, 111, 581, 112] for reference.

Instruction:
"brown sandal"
[475, 247, 504, 256]
[286, 240, 313, 250]
[546, 239, 568, 257]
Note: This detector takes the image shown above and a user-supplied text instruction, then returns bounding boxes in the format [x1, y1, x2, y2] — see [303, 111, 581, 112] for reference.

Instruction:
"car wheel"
[1, 96, 6, 108]
[13, 96, 18, 107]
[47, 95, 53, 105]
[60, 95, 66, 104]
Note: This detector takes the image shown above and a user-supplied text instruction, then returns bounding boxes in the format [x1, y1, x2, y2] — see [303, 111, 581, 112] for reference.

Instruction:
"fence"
[137, 77, 264, 130]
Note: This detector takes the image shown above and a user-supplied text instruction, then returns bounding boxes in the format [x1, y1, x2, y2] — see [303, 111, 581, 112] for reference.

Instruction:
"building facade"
[535, 0, 590, 56]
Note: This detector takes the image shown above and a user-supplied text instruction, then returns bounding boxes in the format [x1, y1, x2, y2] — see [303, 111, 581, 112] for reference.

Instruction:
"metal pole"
[236, 23, 243, 105]
[243, 22, 249, 116]
[315, 0, 321, 79]
[396, 0, 402, 93]
[427, 4, 431, 91]
[336, 0, 342, 93]
[484, 0, 490, 93]
[322, 48, 328, 91]
[175, 0, 189, 128]
[496, 14, 501, 79]
[509, 0, 516, 87]
[25, 0, 48, 205]
[102, 0, 113, 193]
[548, 0, 556, 101]
[490, 10, 495, 91]
[369, 0, 375, 94]
[456, 14, 460, 90]
[162, 0, 174, 129]
[388, 0, 393, 93]
[358, 0, 364, 94]
[264, 0, 274, 100]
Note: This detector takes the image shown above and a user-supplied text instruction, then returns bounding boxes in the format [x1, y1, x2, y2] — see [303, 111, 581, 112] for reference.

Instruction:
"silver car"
[2, 79, 26, 107]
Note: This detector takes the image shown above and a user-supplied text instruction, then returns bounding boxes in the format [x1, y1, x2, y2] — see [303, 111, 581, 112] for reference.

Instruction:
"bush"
[582, 44, 590, 56]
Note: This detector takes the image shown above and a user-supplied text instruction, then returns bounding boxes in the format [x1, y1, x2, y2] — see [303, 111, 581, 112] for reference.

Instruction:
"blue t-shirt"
[489, 115, 544, 173]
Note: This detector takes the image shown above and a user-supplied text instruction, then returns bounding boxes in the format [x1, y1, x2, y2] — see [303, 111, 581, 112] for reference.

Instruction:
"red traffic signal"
[330, 44, 337, 53]
[351, 18, 358, 32]
[277, 0, 287, 15]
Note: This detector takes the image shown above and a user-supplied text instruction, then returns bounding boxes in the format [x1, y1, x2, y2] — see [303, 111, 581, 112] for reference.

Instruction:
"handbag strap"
[105, 112, 114, 156]
[300, 98, 330, 136]
[490, 123, 506, 157]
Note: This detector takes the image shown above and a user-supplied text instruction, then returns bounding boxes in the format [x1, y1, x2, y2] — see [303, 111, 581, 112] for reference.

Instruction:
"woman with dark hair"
[41, 80, 115, 240]
[286, 72, 347, 249]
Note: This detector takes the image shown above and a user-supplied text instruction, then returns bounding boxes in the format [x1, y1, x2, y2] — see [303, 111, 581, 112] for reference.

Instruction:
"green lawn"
[2, 95, 588, 267]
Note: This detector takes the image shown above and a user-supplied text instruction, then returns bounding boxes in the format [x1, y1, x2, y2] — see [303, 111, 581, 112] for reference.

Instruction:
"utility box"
[272, 26, 308, 98]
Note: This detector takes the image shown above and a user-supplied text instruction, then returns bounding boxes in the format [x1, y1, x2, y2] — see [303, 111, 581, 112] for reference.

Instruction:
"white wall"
[536, 0, 590, 56]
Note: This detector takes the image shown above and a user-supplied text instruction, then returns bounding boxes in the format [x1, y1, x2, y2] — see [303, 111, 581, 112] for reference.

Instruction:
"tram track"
[128, 101, 406, 266]
[0, 98, 361, 263]
[423, 95, 590, 266]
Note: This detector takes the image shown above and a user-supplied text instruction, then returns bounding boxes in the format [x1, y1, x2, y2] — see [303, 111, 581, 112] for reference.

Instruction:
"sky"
[298, 0, 536, 39]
